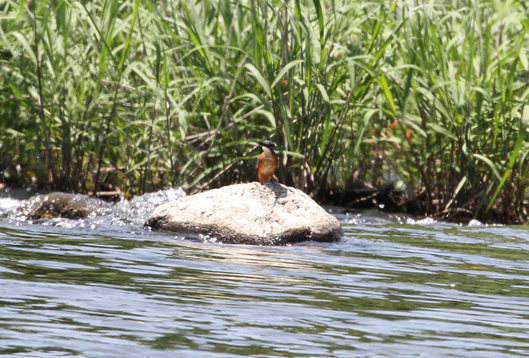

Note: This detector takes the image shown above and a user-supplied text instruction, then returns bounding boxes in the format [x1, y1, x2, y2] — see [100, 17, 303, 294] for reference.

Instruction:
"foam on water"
[0, 187, 186, 229]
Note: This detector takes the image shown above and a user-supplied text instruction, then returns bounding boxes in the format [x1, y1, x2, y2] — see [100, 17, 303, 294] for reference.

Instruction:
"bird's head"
[259, 141, 277, 154]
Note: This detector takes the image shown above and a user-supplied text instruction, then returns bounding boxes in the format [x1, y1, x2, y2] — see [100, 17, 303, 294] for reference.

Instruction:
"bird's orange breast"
[257, 152, 279, 183]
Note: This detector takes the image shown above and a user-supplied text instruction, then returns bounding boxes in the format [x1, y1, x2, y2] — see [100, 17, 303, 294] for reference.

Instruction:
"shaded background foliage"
[1, 0, 529, 222]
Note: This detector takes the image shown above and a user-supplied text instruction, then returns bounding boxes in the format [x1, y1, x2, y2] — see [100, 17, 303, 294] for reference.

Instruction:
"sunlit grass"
[1, 0, 528, 222]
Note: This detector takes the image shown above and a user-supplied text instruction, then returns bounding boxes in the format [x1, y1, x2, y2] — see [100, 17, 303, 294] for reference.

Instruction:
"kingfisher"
[257, 140, 279, 184]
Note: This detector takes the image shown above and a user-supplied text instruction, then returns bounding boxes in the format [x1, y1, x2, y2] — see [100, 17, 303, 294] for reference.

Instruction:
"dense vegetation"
[1, 0, 529, 223]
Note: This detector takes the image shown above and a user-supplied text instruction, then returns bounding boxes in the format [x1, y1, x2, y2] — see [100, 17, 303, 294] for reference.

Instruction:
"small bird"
[257, 141, 279, 184]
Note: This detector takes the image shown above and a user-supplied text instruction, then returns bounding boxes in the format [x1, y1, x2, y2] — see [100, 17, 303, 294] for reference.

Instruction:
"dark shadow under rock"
[146, 182, 343, 245]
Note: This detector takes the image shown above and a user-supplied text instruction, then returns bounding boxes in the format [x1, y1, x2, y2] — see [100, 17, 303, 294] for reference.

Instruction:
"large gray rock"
[145, 182, 343, 245]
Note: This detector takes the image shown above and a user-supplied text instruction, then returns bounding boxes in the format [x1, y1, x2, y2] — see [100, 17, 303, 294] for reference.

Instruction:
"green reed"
[1, 0, 528, 222]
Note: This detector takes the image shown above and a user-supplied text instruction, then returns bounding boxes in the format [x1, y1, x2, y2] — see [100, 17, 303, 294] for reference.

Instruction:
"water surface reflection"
[1, 209, 529, 357]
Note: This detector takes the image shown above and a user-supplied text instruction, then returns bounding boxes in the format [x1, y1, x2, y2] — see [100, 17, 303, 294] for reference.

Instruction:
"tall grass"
[1, 0, 528, 222]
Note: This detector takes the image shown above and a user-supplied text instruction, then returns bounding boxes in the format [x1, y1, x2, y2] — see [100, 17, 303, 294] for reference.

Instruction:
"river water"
[0, 190, 528, 357]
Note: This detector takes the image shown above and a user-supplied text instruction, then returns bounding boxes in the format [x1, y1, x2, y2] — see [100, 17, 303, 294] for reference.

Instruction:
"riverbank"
[319, 181, 528, 225]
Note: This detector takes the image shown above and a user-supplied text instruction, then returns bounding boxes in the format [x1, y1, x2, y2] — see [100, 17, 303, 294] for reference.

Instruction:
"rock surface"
[145, 182, 343, 245]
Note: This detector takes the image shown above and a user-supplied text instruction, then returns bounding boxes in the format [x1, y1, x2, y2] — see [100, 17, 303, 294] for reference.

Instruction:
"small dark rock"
[23, 192, 111, 219]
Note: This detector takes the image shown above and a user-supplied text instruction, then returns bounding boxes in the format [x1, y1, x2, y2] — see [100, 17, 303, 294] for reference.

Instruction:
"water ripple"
[1, 204, 529, 357]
